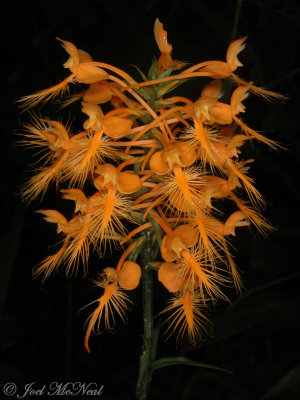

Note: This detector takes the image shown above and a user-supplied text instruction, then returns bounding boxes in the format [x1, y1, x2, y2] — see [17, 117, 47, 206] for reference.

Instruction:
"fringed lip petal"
[168, 191, 192, 212]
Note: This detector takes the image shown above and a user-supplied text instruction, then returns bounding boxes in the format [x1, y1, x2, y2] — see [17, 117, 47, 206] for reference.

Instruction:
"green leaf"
[148, 57, 158, 80]
[158, 65, 176, 79]
[130, 64, 148, 82]
[225, 272, 300, 314]
[133, 87, 154, 104]
[133, 160, 143, 175]
[0, 316, 21, 355]
[204, 273, 300, 346]
[127, 237, 145, 263]
[0, 358, 23, 387]
[151, 356, 232, 374]
[262, 363, 300, 399]
[148, 216, 162, 250]
[0, 207, 24, 313]
[156, 78, 189, 97]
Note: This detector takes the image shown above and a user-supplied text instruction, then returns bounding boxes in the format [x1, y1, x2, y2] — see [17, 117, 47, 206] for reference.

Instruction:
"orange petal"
[150, 151, 170, 175]
[161, 235, 178, 262]
[60, 189, 88, 212]
[103, 267, 119, 282]
[57, 38, 79, 70]
[230, 86, 250, 116]
[36, 209, 67, 233]
[47, 120, 69, 141]
[194, 96, 218, 121]
[224, 211, 250, 236]
[158, 262, 185, 292]
[36, 209, 67, 225]
[94, 163, 119, 189]
[117, 171, 142, 194]
[226, 37, 247, 71]
[154, 18, 172, 54]
[94, 175, 106, 190]
[103, 116, 132, 138]
[118, 261, 141, 290]
[81, 102, 103, 130]
[209, 103, 233, 125]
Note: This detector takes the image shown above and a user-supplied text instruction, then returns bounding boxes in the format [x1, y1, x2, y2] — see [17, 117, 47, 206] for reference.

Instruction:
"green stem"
[230, 0, 243, 42]
[136, 230, 155, 400]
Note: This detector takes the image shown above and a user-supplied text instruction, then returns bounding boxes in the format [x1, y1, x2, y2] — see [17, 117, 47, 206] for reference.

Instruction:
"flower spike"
[20, 18, 282, 349]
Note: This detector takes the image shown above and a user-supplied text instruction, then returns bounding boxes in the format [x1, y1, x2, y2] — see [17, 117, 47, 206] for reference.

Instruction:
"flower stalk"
[136, 230, 155, 400]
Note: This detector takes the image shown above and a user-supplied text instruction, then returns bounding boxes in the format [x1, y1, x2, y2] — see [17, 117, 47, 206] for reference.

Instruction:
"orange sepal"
[83, 82, 113, 104]
[117, 171, 142, 194]
[173, 225, 198, 248]
[103, 116, 133, 138]
[177, 142, 196, 167]
[158, 262, 185, 292]
[201, 80, 223, 99]
[118, 261, 141, 290]
[150, 151, 171, 175]
[78, 49, 93, 64]
[75, 63, 108, 84]
[208, 103, 233, 125]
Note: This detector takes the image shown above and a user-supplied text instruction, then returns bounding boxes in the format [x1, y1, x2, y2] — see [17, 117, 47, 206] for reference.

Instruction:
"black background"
[1, 0, 300, 399]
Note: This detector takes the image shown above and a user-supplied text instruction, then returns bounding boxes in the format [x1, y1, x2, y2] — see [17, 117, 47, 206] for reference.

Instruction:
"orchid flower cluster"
[20, 19, 282, 353]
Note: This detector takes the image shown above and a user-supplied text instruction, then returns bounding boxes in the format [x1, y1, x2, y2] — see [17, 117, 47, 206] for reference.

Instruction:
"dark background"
[1, 0, 300, 399]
